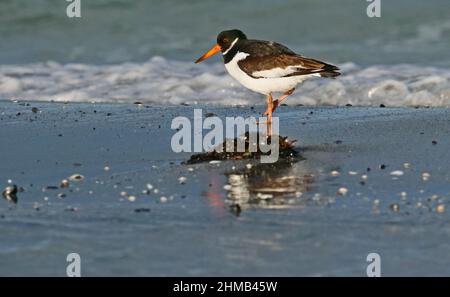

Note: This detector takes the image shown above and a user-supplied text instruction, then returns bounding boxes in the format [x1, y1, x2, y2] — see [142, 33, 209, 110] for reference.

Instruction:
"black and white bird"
[195, 29, 340, 135]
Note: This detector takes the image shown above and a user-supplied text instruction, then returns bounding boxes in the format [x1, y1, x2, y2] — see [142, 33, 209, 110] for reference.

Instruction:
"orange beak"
[195, 44, 222, 63]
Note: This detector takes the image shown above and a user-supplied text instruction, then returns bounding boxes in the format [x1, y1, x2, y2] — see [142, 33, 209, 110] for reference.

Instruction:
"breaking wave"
[1, 57, 449, 107]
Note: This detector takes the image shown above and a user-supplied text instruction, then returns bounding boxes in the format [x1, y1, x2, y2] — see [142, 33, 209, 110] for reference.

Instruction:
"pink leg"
[266, 93, 273, 136]
[263, 88, 295, 116]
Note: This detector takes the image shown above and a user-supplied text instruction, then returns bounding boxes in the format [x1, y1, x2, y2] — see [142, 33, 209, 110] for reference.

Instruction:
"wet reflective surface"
[224, 159, 313, 213]
[1, 103, 450, 276]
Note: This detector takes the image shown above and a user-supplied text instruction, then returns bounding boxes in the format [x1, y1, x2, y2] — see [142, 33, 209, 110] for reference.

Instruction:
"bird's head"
[195, 29, 247, 63]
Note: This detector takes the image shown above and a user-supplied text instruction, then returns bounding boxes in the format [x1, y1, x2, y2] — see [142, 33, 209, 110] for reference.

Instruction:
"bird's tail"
[319, 63, 341, 78]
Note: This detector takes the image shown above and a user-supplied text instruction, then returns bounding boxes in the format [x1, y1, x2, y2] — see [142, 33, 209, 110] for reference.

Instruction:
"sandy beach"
[1, 101, 449, 276]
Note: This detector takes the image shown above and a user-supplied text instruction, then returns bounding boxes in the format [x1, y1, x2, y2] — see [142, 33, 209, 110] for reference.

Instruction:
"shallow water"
[1, 102, 449, 276]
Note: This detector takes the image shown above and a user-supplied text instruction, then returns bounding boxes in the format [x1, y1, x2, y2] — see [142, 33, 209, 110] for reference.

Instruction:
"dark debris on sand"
[2, 185, 19, 204]
[186, 132, 299, 164]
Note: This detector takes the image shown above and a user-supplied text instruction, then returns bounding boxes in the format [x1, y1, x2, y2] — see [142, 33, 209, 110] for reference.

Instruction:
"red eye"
[223, 38, 229, 43]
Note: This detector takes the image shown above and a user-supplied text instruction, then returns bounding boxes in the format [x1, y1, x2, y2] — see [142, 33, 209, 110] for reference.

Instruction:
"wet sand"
[0, 101, 449, 276]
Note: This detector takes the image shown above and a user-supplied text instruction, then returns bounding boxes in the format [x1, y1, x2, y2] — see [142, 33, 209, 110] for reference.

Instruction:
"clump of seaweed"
[186, 132, 299, 164]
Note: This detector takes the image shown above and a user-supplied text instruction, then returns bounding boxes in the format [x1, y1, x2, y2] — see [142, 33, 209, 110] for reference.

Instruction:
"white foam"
[0, 75, 21, 93]
[0, 57, 449, 107]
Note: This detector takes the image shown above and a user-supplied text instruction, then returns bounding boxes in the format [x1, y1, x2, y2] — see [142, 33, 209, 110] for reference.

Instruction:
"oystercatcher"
[195, 29, 340, 135]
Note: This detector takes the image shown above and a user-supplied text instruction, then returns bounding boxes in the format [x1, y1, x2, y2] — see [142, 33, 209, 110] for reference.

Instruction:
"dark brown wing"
[237, 40, 340, 78]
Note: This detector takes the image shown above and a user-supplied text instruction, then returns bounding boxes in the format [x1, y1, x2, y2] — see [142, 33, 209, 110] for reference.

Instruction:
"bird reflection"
[223, 158, 315, 215]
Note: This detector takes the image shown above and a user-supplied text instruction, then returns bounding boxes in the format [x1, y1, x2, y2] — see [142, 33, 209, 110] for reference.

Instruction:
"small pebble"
[422, 172, 431, 181]
[146, 183, 154, 190]
[128, 195, 137, 202]
[436, 205, 445, 213]
[178, 176, 187, 184]
[160, 196, 168, 203]
[246, 164, 252, 169]
[337, 187, 348, 196]
[60, 179, 70, 188]
[45, 186, 59, 190]
[69, 174, 85, 182]
[430, 195, 439, 202]
[390, 203, 400, 212]
[390, 170, 404, 177]
[400, 192, 408, 201]
[134, 208, 151, 213]
[403, 163, 411, 169]
[330, 170, 340, 177]
[104, 166, 110, 172]
[2, 185, 18, 204]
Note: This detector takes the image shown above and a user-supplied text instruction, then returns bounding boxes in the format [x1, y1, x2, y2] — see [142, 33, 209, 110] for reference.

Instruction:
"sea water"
[0, 0, 449, 106]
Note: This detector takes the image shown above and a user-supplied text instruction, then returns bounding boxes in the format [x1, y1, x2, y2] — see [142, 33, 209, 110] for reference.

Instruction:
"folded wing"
[237, 40, 340, 79]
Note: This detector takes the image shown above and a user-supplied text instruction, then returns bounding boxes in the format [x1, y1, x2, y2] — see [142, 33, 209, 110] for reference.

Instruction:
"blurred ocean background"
[0, 0, 449, 105]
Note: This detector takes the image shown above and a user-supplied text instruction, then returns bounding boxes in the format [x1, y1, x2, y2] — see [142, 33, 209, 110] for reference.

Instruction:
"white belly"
[224, 52, 317, 95]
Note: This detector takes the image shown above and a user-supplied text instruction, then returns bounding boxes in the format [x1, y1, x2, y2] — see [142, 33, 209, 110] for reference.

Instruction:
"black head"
[217, 29, 247, 53]
[195, 29, 247, 64]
